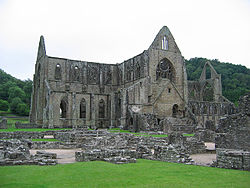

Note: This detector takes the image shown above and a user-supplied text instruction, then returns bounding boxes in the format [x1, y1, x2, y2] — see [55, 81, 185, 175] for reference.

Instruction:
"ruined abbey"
[30, 26, 235, 130]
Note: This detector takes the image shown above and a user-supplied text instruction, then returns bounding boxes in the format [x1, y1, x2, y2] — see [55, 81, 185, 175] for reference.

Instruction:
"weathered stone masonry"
[30, 26, 234, 130]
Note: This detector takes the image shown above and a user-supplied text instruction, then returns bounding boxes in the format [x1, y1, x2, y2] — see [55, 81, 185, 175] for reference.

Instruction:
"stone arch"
[60, 97, 67, 118]
[161, 36, 168, 50]
[202, 82, 214, 101]
[135, 63, 141, 79]
[172, 104, 178, 117]
[73, 66, 80, 81]
[214, 104, 218, 114]
[55, 64, 62, 80]
[156, 58, 175, 82]
[80, 98, 86, 118]
[99, 99, 105, 118]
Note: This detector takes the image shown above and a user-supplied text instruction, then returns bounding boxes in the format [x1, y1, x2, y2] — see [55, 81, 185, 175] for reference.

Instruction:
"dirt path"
[190, 142, 216, 166]
[30, 149, 82, 164]
[30, 143, 217, 166]
[190, 153, 216, 166]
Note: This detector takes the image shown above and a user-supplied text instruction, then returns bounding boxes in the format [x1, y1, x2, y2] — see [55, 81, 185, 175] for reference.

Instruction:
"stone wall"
[0, 118, 7, 129]
[0, 139, 57, 166]
[0, 130, 71, 139]
[15, 122, 42, 129]
[215, 93, 250, 170]
[216, 149, 250, 171]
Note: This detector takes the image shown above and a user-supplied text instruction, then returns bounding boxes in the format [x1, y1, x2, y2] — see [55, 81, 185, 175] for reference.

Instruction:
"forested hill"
[186, 57, 250, 104]
[0, 69, 32, 115]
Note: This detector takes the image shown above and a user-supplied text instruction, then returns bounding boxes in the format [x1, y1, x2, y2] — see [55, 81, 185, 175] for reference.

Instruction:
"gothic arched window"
[80, 98, 86, 118]
[55, 64, 62, 80]
[60, 98, 67, 118]
[156, 58, 175, 82]
[162, 36, 168, 50]
[99, 99, 105, 118]
[73, 66, 80, 81]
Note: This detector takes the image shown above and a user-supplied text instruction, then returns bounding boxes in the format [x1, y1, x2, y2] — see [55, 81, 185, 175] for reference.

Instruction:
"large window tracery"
[156, 58, 175, 82]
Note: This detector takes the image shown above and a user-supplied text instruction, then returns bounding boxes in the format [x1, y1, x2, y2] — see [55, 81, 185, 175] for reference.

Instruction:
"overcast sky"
[0, 0, 250, 80]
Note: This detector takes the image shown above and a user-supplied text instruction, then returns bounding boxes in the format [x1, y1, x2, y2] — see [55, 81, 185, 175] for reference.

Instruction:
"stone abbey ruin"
[30, 26, 234, 130]
[1, 26, 249, 170]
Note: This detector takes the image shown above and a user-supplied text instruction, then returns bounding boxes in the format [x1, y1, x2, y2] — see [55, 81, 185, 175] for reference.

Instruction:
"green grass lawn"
[0, 159, 249, 188]
[0, 111, 29, 128]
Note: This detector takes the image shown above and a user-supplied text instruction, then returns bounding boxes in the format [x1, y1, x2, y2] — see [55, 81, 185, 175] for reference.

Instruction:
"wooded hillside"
[186, 57, 250, 104]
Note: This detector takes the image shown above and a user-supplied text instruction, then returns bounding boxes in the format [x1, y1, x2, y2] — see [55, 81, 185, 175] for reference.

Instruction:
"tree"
[0, 99, 9, 111]
[17, 103, 29, 116]
[8, 86, 25, 103]
[0, 81, 17, 101]
[10, 97, 22, 114]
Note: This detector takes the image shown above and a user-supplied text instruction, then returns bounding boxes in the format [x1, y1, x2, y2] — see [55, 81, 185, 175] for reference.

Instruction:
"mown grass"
[0, 159, 249, 188]
[0, 111, 29, 129]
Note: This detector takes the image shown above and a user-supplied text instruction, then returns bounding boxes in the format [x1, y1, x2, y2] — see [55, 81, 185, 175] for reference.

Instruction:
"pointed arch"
[99, 99, 105, 118]
[172, 104, 178, 117]
[60, 97, 67, 118]
[202, 82, 214, 101]
[80, 98, 86, 118]
[156, 58, 175, 82]
[55, 64, 62, 80]
[73, 66, 80, 81]
[161, 36, 168, 50]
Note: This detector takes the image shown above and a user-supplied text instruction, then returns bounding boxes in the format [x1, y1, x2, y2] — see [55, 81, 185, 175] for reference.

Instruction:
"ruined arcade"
[30, 26, 234, 130]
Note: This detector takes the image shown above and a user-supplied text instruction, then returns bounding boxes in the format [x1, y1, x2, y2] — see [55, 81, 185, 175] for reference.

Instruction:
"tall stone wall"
[215, 93, 250, 170]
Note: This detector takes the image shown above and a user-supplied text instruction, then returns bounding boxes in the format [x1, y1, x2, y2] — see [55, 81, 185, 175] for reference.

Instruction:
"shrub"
[10, 97, 22, 114]
[0, 99, 9, 111]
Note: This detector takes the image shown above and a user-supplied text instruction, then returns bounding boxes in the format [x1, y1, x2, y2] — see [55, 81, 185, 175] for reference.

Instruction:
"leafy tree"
[0, 81, 17, 100]
[17, 103, 29, 116]
[23, 79, 33, 105]
[10, 97, 22, 114]
[8, 86, 26, 103]
[0, 99, 9, 111]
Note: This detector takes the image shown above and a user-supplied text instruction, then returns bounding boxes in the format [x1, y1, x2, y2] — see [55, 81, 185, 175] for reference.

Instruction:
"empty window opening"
[55, 64, 62, 80]
[80, 98, 86, 118]
[168, 88, 171, 93]
[156, 58, 175, 82]
[60, 99, 67, 118]
[161, 36, 168, 50]
[99, 99, 105, 118]
[73, 66, 80, 81]
[172, 104, 178, 117]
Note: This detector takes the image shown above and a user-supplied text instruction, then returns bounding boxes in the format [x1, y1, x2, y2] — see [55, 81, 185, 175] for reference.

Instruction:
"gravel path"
[190, 153, 216, 166]
[30, 149, 81, 164]
[30, 142, 217, 166]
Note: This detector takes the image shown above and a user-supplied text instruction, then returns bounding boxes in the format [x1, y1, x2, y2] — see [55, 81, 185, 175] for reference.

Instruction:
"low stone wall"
[0, 130, 71, 140]
[30, 141, 80, 149]
[15, 122, 42, 129]
[216, 149, 250, 171]
[0, 139, 57, 166]
[0, 119, 7, 129]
